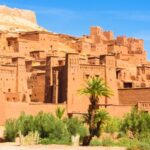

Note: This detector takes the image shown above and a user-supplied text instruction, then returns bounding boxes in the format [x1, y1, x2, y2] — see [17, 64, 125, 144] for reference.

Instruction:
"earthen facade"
[0, 9, 150, 124]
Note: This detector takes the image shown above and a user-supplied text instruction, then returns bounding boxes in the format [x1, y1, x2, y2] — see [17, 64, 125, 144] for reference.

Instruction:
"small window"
[123, 82, 132, 88]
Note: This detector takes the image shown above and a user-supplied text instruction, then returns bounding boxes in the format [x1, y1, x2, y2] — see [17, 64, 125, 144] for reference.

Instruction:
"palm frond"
[78, 77, 113, 98]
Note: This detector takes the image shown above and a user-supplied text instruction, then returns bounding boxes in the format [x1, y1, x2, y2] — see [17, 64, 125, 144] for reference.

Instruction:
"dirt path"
[0, 143, 126, 150]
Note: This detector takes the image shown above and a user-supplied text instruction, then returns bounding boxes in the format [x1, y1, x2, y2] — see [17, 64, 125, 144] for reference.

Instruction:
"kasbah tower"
[0, 5, 150, 125]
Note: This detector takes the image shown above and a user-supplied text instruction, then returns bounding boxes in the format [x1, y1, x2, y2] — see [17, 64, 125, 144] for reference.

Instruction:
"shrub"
[39, 119, 71, 145]
[48, 119, 71, 144]
[4, 119, 18, 142]
[33, 112, 56, 138]
[17, 112, 34, 136]
[103, 117, 122, 134]
[64, 117, 88, 141]
[121, 107, 150, 138]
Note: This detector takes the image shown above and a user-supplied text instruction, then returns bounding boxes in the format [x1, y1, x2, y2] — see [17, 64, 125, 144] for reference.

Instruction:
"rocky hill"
[0, 5, 46, 32]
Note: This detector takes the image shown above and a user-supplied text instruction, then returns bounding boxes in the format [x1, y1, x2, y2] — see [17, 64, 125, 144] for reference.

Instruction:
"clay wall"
[108, 45, 128, 55]
[78, 41, 91, 53]
[116, 36, 127, 46]
[103, 31, 114, 40]
[90, 26, 103, 36]
[119, 88, 150, 105]
[128, 38, 144, 52]
[0, 55, 12, 64]
[30, 73, 45, 102]
[91, 43, 107, 55]
[5, 92, 19, 102]
[19, 32, 39, 41]
[0, 101, 66, 125]
[118, 53, 146, 65]
[0, 65, 17, 92]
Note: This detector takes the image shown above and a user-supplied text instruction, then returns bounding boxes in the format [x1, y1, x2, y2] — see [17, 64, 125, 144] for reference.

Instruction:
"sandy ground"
[0, 143, 126, 150]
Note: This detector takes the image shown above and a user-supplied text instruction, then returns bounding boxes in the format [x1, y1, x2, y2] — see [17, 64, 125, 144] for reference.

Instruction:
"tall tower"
[13, 57, 29, 102]
[100, 55, 119, 105]
[66, 53, 80, 113]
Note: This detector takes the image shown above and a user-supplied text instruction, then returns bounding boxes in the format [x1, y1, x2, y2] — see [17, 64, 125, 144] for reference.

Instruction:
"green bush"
[39, 118, 71, 145]
[4, 112, 71, 144]
[4, 119, 18, 142]
[64, 117, 88, 141]
[48, 119, 71, 144]
[33, 112, 56, 138]
[17, 112, 34, 136]
[103, 117, 122, 134]
[121, 107, 150, 138]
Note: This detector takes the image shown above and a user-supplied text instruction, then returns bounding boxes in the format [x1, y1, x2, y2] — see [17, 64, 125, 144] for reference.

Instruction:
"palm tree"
[79, 77, 113, 145]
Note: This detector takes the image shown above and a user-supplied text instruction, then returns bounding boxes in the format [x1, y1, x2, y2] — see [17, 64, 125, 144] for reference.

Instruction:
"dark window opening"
[116, 70, 121, 79]
[123, 82, 132, 88]
[95, 75, 99, 78]
[85, 74, 90, 79]
[58, 60, 64, 66]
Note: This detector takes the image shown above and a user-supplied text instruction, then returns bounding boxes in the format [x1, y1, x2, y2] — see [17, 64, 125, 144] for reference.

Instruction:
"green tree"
[79, 77, 113, 145]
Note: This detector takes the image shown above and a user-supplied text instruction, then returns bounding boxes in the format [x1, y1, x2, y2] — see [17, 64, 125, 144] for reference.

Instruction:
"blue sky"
[1, 0, 150, 59]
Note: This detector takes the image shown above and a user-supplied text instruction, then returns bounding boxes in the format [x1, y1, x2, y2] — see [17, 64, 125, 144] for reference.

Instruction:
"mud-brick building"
[1, 12, 150, 124]
[44, 53, 118, 114]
